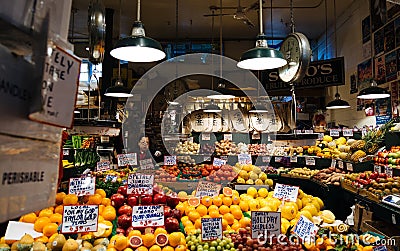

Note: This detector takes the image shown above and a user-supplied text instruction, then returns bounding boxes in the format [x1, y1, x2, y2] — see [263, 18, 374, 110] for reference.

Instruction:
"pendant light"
[110, 0, 165, 62]
[237, 0, 287, 70]
[204, 100, 222, 113]
[357, 80, 390, 99]
[326, 0, 350, 109]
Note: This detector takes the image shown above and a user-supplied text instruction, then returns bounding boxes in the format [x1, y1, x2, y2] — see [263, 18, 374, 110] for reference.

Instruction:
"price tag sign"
[202, 133, 211, 141]
[188, 137, 194, 143]
[251, 211, 281, 239]
[63, 149, 69, 156]
[203, 156, 211, 162]
[164, 156, 177, 166]
[273, 183, 299, 202]
[224, 134, 232, 141]
[127, 174, 154, 195]
[132, 205, 164, 227]
[61, 205, 98, 233]
[305, 130, 314, 134]
[373, 246, 388, 251]
[195, 181, 221, 198]
[290, 156, 298, 163]
[295, 130, 303, 134]
[385, 166, 393, 178]
[69, 176, 95, 196]
[238, 153, 252, 165]
[331, 159, 337, 168]
[318, 133, 324, 140]
[220, 155, 228, 161]
[374, 165, 381, 174]
[274, 156, 282, 163]
[342, 129, 354, 137]
[105, 175, 117, 182]
[305, 157, 315, 166]
[117, 153, 137, 166]
[96, 161, 111, 172]
[201, 217, 223, 241]
[139, 159, 155, 170]
[252, 133, 261, 140]
[262, 156, 271, 163]
[330, 130, 340, 137]
[293, 215, 319, 241]
[338, 160, 344, 169]
[347, 163, 353, 172]
[213, 158, 226, 167]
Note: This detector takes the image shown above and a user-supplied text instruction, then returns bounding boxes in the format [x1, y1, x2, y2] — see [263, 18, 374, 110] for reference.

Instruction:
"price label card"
[273, 183, 299, 202]
[223, 134, 232, 141]
[195, 181, 221, 198]
[69, 176, 95, 196]
[61, 205, 98, 233]
[139, 159, 155, 170]
[63, 149, 69, 156]
[305, 130, 314, 134]
[274, 156, 282, 163]
[305, 157, 315, 166]
[132, 205, 164, 227]
[262, 156, 271, 163]
[117, 153, 137, 166]
[251, 212, 281, 239]
[213, 158, 226, 167]
[203, 156, 211, 162]
[318, 133, 324, 140]
[342, 129, 354, 137]
[385, 166, 393, 178]
[373, 246, 388, 251]
[293, 215, 319, 241]
[252, 133, 261, 140]
[220, 155, 228, 161]
[330, 130, 340, 137]
[238, 153, 252, 165]
[331, 159, 337, 168]
[201, 217, 223, 241]
[96, 161, 111, 172]
[188, 137, 194, 143]
[347, 163, 353, 172]
[105, 175, 117, 182]
[290, 156, 298, 163]
[164, 156, 177, 166]
[127, 174, 154, 195]
[362, 129, 367, 137]
[374, 165, 381, 174]
[295, 130, 303, 134]
[202, 133, 211, 141]
[338, 160, 344, 169]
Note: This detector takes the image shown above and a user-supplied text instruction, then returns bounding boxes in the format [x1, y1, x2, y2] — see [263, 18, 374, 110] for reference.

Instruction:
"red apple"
[126, 226, 135, 235]
[111, 193, 125, 209]
[171, 208, 182, 220]
[166, 195, 180, 208]
[141, 195, 153, 205]
[163, 206, 172, 218]
[118, 214, 132, 229]
[118, 204, 133, 216]
[118, 185, 128, 196]
[127, 195, 138, 207]
[116, 227, 126, 235]
[165, 217, 179, 233]
[153, 193, 167, 205]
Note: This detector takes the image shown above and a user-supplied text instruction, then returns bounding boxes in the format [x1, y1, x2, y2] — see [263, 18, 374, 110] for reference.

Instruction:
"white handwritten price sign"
[61, 205, 98, 233]
[213, 158, 226, 167]
[290, 156, 298, 163]
[63, 149, 70, 156]
[127, 174, 154, 195]
[96, 161, 111, 172]
[203, 156, 211, 162]
[117, 153, 137, 166]
[318, 133, 324, 140]
[139, 159, 155, 170]
[220, 155, 228, 161]
[188, 137, 194, 143]
[201, 217, 223, 241]
[273, 183, 299, 202]
[342, 129, 353, 137]
[293, 215, 319, 241]
[374, 165, 381, 174]
[251, 211, 281, 239]
[132, 205, 164, 227]
[305, 130, 314, 134]
[295, 130, 303, 134]
[164, 156, 177, 166]
[331, 159, 337, 168]
[385, 166, 393, 178]
[69, 176, 95, 196]
[238, 154, 252, 165]
[195, 181, 221, 198]
[223, 134, 232, 141]
[202, 133, 211, 141]
[305, 157, 315, 166]
[338, 160, 344, 169]
[105, 175, 117, 182]
[262, 156, 271, 163]
[330, 130, 340, 137]
[346, 163, 353, 172]
[274, 157, 282, 163]
[252, 133, 261, 140]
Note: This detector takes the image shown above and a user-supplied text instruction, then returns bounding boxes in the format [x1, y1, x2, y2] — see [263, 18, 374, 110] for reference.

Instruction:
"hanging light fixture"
[105, 60, 133, 97]
[204, 100, 222, 113]
[357, 80, 390, 99]
[237, 0, 286, 70]
[326, 93, 350, 109]
[110, 0, 165, 62]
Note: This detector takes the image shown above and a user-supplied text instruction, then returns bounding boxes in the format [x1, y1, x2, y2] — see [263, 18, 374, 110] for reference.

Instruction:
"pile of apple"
[110, 184, 182, 235]
[374, 148, 400, 168]
[154, 168, 178, 182]
[205, 164, 238, 183]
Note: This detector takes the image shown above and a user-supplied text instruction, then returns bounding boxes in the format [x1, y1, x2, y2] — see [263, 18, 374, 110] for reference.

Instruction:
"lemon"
[246, 187, 258, 198]
[257, 188, 268, 198]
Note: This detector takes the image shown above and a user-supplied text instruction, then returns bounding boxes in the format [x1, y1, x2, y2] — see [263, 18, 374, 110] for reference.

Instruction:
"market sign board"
[195, 181, 221, 198]
[201, 217, 223, 241]
[251, 211, 281, 239]
[68, 176, 95, 196]
[132, 205, 164, 227]
[273, 183, 299, 202]
[127, 174, 154, 195]
[61, 205, 99, 233]
[262, 57, 345, 90]
[293, 215, 319, 241]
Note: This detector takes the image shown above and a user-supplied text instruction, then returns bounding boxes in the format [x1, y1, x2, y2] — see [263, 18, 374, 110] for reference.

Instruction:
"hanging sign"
[61, 205, 99, 233]
[251, 212, 281, 239]
[164, 156, 177, 166]
[117, 153, 137, 166]
[139, 159, 155, 170]
[195, 181, 221, 198]
[96, 161, 111, 172]
[342, 129, 354, 137]
[338, 160, 344, 169]
[127, 174, 154, 195]
[374, 165, 381, 174]
[201, 217, 223, 241]
[132, 205, 164, 227]
[385, 166, 393, 178]
[238, 153, 252, 165]
[293, 215, 319, 241]
[29, 45, 81, 128]
[273, 183, 299, 202]
[274, 156, 282, 163]
[213, 158, 226, 167]
[68, 176, 95, 196]
[262, 156, 271, 163]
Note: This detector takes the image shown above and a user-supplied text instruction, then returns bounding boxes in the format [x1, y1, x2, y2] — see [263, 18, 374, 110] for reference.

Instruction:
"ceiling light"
[110, 0, 165, 62]
[357, 80, 390, 99]
[168, 101, 180, 105]
[326, 93, 350, 109]
[249, 103, 269, 113]
[105, 79, 133, 98]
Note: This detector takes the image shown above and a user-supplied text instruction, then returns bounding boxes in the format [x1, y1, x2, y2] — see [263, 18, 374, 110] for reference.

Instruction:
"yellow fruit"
[95, 189, 107, 199]
[248, 199, 259, 211]
[212, 197, 222, 206]
[257, 188, 268, 198]
[222, 187, 233, 197]
[34, 217, 51, 232]
[150, 245, 162, 251]
[302, 204, 318, 217]
[239, 201, 249, 212]
[219, 205, 230, 215]
[221, 219, 228, 230]
[231, 196, 240, 205]
[103, 206, 117, 221]
[208, 205, 219, 212]
[195, 205, 208, 217]
[281, 218, 290, 234]
[208, 210, 220, 218]
[101, 198, 112, 206]
[201, 196, 212, 207]
[63, 194, 78, 205]
[162, 246, 175, 251]
[168, 233, 181, 247]
[281, 203, 298, 220]
[239, 217, 251, 228]
[184, 206, 195, 216]
[88, 194, 103, 205]
[311, 199, 321, 211]
[154, 228, 167, 236]
[34, 235, 49, 243]
[137, 247, 149, 251]
[142, 233, 156, 248]
[223, 213, 235, 225]
[49, 213, 62, 225]
[259, 206, 272, 212]
[231, 209, 243, 220]
[320, 210, 335, 224]
[246, 187, 257, 198]
[39, 209, 53, 218]
[188, 197, 200, 207]
[175, 245, 186, 251]
[222, 197, 232, 207]
[314, 197, 324, 210]
[54, 205, 64, 215]
[55, 192, 66, 205]
[298, 210, 313, 221]
[128, 229, 143, 238]
[188, 211, 200, 222]
[110, 235, 128, 251]
[296, 198, 303, 210]
[20, 213, 37, 223]
[194, 218, 202, 229]
[298, 189, 305, 199]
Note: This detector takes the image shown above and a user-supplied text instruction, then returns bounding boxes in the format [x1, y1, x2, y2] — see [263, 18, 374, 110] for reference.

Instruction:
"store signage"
[188, 137, 194, 143]
[117, 153, 137, 166]
[342, 129, 354, 137]
[201, 217, 223, 241]
[252, 133, 261, 140]
[330, 129, 340, 137]
[331, 159, 337, 168]
[213, 157, 226, 167]
[251, 211, 281, 239]
[273, 183, 299, 202]
[274, 156, 282, 163]
[290, 156, 298, 163]
[139, 159, 155, 170]
[385, 166, 393, 178]
[96, 161, 111, 172]
[305, 157, 315, 166]
[68, 176, 95, 196]
[195, 181, 221, 198]
[262, 156, 271, 163]
[223, 134, 232, 141]
[127, 174, 154, 195]
[63, 149, 70, 156]
[203, 156, 211, 162]
[202, 133, 211, 141]
[220, 155, 228, 161]
[338, 161, 344, 169]
[295, 130, 303, 134]
[293, 215, 319, 241]
[61, 205, 98, 233]
[263, 57, 345, 91]
[238, 153, 252, 165]
[346, 163, 353, 172]
[164, 156, 177, 166]
[29, 45, 81, 128]
[132, 205, 164, 227]
[105, 175, 117, 182]
[318, 133, 324, 140]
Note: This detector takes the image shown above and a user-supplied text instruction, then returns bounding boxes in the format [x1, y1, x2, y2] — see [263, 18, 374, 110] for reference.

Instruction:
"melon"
[129, 236, 143, 248]
[155, 233, 169, 247]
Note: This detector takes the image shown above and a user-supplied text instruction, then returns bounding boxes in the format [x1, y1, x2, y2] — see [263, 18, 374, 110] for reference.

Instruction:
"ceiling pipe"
[208, 0, 324, 11]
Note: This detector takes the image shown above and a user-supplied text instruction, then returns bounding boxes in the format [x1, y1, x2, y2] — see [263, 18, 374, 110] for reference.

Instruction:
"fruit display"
[215, 140, 240, 156]
[284, 167, 320, 179]
[247, 144, 268, 156]
[199, 143, 215, 155]
[205, 164, 238, 183]
[185, 230, 235, 251]
[175, 141, 200, 154]
[374, 146, 400, 169]
[312, 167, 346, 186]
[283, 146, 304, 156]
[235, 164, 274, 186]
[236, 142, 249, 154]
[178, 156, 197, 165]
[155, 168, 178, 182]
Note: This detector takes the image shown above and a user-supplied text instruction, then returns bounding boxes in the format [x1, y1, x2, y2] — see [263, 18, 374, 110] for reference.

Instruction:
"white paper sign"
[201, 217, 223, 241]
[338, 160, 344, 169]
[293, 215, 319, 241]
[224, 134, 232, 141]
[202, 133, 211, 141]
[295, 130, 303, 134]
[164, 156, 177, 166]
[117, 153, 137, 166]
[373, 246, 388, 251]
[290, 156, 298, 163]
[139, 159, 155, 170]
[220, 155, 228, 161]
[238, 153, 252, 165]
[61, 205, 99, 233]
[213, 158, 226, 167]
[273, 183, 299, 202]
[305, 130, 314, 134]
[29, 45, 81, 128]
[68, 176, 95, 196]
[385, 166, 393, 178]
[346, 163, 353, 172]
[203, 156, 211, 162]
[262, 156, 271, 163]
[331, 159, 337, 168]
[188, 137, 194, 143]
[251, 212, 281, 239]
[330, 130, 340, 137]
[374, 165, 381, 174]
[63, 149, 69, 156]
[96, 161, 111, 172]
[195, 181, 221, 198]
[128, 174, 154, 195]
[318, 133, 324, 140]
[132, 205, 164, 227]
[274, 156, 282, 163]
[305, 157, 315, 166]
[5, 221, 42, 240]
[342, 129, 354, 137]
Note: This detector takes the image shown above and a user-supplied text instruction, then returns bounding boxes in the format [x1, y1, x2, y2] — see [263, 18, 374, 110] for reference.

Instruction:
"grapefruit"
[222, 187, 233, 197]
[155, 234, 168, 247]
[129, 236, 143, 248]
[188, 197, 200, 207]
